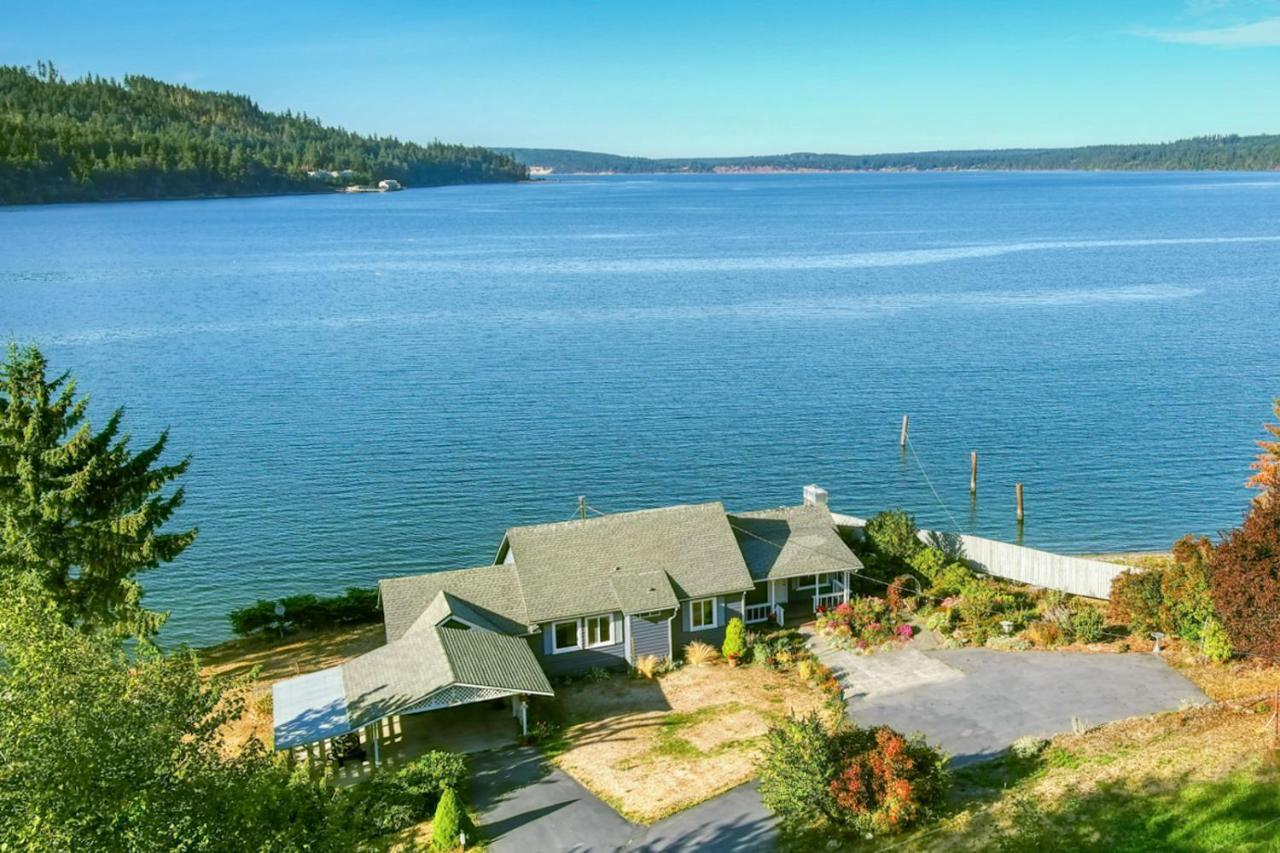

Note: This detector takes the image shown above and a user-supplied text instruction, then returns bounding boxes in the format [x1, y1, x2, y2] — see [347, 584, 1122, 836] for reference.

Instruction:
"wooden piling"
[1016, 481, 1024, 522]
[578, 495, 587, 520]
[900, 415, 909, 449]
[970, 451, 978, 494]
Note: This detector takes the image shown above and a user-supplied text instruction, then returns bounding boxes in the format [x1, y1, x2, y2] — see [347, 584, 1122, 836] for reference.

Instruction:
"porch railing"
[744, 602, 773, 624]
[814, 591, 845, 612]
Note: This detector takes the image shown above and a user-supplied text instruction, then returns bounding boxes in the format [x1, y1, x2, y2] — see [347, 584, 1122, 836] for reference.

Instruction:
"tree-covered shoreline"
[497, 137, 1280, 175]
[0, 62, 527, 205]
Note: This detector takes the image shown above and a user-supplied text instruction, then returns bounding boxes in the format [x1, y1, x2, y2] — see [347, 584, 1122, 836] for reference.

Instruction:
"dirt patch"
[199, 624, 385, 751]
[551, 663, 825, 823]
[683, 708, 770, 751]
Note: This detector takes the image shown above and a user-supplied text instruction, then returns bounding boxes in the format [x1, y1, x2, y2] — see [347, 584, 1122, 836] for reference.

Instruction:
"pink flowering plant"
[816, 596, 914, 651]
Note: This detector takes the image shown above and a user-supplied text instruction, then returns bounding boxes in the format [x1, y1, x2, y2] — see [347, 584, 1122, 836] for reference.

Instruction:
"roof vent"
[803, 484, 829, 507]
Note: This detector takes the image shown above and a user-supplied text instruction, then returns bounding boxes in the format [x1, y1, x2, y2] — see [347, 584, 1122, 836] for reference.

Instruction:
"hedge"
[227, 587, 380, 636]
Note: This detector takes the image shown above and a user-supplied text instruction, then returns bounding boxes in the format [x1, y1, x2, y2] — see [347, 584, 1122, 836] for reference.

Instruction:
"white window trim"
[688, 597, 718, 631]
[550, 614, 617, 654]
[583, 614, 615, 649]
[550, 619, 582, 654]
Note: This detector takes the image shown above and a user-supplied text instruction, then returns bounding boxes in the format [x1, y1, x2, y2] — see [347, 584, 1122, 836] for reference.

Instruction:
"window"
[689, 597, 717, 630]
[551, 619, 581, 653]
[584, 615, 614, 647]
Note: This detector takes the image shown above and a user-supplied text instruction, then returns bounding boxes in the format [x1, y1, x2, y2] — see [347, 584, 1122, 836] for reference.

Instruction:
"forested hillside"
[0, 62, 527, 204]
[498, 136, 1280, 174]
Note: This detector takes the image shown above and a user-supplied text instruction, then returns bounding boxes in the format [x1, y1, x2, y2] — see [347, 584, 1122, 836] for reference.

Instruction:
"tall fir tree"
[0, 344, 195, 636]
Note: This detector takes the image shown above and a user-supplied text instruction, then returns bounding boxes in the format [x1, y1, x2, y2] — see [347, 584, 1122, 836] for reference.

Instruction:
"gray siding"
[530, 612, 627, 677]
[673, 594, 744, 656]
[628, 612, 673, 662]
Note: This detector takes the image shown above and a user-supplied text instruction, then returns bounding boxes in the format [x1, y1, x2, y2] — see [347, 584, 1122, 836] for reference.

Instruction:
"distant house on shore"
[337, 169, 357, 179]
[306, 169, 337, 180]
[377, 179, 402, 191]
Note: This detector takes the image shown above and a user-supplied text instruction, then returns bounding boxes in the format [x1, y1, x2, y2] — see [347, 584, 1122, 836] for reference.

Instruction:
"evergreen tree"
[0, 344, 195, 636]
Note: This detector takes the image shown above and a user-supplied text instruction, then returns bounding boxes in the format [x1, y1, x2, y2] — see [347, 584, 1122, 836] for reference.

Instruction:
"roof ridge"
[507, 500, 726, 535]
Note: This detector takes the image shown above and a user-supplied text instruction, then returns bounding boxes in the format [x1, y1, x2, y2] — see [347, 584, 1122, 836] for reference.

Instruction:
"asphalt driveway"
[469, 747, 776, 852]
[827, 644, 1211, 765]
[470, 645, 1209, 850]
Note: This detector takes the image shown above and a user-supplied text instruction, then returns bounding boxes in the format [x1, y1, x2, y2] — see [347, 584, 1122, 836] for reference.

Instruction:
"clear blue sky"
[6, 1, 1280, 157]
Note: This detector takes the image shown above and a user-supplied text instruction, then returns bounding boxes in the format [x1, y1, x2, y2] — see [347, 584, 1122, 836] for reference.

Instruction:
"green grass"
[992, 765, 1280, 852]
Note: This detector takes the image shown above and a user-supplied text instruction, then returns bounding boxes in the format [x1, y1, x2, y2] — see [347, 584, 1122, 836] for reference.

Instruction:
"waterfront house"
[272, 486, 860, 759]
[377, 179, 402, 191]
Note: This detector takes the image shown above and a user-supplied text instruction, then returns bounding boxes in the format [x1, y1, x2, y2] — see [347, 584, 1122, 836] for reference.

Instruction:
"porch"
[742, 570, 851, 628]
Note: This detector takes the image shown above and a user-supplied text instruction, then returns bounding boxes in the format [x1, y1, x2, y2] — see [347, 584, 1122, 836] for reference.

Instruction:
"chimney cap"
[803, 484, 829, 506]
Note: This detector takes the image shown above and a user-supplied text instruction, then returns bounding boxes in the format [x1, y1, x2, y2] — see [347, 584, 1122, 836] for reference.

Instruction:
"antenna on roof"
[578, 495, 587, 521]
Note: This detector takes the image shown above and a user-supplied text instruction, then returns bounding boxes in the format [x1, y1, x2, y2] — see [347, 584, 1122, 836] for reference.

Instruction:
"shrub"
[430, 787, 475, 851]
[1161, 537, 1217, 640]
[345, 751, 466, 836]
[886, 574, 919, 611]
[722, 617, 746, 660]
[683, 640, 720, 666]
[757, 713, 949, 837]
[908, 547, 948, 583]
[1024, 621, 1063, 648]
[757, 712, 843, 827]
[985, 634, 1033, 652]
[1108, 568, 1164, 635]
[228, 587, 380, 636]
[1070, 606, 1106, 644]
[1209, 493, 1280, 663]
[929, 561, 973, 597]
[633, 654, 663, 679]
[865, 510, 923, 562]
[828, 727, 950, 836]
[1199, 616, 1233, 663]
[1009, 736, 1049, 760]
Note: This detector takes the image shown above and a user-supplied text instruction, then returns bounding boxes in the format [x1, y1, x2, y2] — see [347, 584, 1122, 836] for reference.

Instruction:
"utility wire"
[905, 433, 966, 535]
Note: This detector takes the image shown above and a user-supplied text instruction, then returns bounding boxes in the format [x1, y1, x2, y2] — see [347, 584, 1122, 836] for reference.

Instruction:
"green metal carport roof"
[272, 625, 552, 751]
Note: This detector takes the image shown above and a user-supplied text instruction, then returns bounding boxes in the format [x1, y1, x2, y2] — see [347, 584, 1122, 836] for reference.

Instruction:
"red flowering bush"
[828, 727, 941, 833]
[815, 596, 912, 651]
[757, 714, 949, 838]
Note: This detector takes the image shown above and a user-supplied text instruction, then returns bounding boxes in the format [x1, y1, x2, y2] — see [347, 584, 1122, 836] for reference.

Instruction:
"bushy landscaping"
[758, 712, 950, 840]
[228, 587, 381, 637]
[343, 751, 467, 837]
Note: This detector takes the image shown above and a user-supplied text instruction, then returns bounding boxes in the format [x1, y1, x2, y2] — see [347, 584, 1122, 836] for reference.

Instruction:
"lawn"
[544, 662, 827, 823]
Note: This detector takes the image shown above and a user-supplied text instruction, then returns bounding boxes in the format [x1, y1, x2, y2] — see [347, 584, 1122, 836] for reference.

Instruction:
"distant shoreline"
[0, 180, 530, 209]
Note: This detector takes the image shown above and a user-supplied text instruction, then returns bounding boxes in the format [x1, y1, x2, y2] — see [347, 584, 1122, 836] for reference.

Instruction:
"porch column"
[813, 574, 819, 612]
[843, 571, 850, 604]
[519, 697, 529, 736]
[366, 722, 381, 766]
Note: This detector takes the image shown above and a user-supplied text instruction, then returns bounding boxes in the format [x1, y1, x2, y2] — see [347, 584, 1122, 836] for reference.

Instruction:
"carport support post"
[519, 697, 529, 737]
[367, 723, 380, 766]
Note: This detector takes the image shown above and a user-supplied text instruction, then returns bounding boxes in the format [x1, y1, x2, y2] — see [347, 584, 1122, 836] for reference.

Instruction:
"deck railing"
[814, 591, 845, 612]
[744, 602, 773, 624]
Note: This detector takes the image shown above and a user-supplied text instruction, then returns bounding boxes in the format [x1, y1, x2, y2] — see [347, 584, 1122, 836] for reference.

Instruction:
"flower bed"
[815, 596, 914, 652]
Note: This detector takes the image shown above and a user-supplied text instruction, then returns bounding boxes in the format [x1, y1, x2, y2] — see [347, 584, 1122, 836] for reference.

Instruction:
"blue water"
[3, 172, 1279, 646]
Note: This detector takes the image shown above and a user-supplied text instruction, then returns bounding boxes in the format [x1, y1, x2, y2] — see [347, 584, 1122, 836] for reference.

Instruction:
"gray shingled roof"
[728, 504, 863, 581]
[609, 570, 679, 613]
[500, 501, 755, 623]
[380, 564, 528, 642]
[342, 625, 549, 728]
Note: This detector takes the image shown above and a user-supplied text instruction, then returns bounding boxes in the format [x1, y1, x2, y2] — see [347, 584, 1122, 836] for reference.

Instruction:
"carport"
[272, 622, 554, 768]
